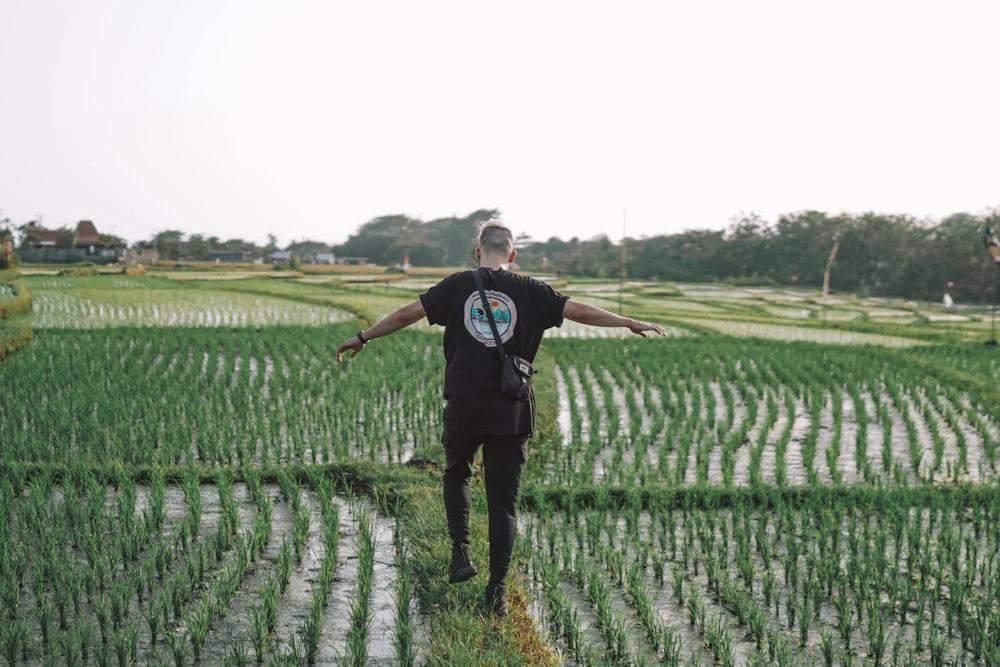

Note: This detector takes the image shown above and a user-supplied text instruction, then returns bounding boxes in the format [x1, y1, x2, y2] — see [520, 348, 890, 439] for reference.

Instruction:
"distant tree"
[722, 212, 773, 280]
[186, 234, 210, 259]
[833, 214, 916, 296]
[334, 215, 425, 265]
[54, 227, 78, 248]
[98, 233, 126, 248]
[423, 210, 498, 267]
[17, 220, 44, 249]
[930, 212, 999, 302]
[219, 238, 258, 253]
[265, 233, 279, 255]
[152, 230, 186, 260]
[0, 221, 13, 269]
[770, 211, 842, 286]
[285, 240, 331, 257]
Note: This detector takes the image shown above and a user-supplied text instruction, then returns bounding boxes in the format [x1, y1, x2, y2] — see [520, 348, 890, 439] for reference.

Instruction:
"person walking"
[336, 219, 666, 617]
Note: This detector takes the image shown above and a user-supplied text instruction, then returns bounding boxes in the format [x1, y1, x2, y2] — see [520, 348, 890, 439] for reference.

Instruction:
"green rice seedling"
[625, 560, 668, 658]
[212, 521, 228, 562]
[651, 552, 666, 585]
[1, 618, 24, 666]
[261, 576, 279, 634]
[983, 640, 1000, 667]
[274, 468, 301, 510]
[170, 574, 187, 622]
[52, 571, 73, 631]
[928, 631, 946, 667]
[187, 604, 212, 663]
[866, 599, 889, 666]
[393, 556, 417, 667]
[226, 638, 250, 667]
[685, 587, 705, 633]
[216, 469, 239, 537]
[797, 594, 811, 647]
[301, 595, 324, 665]
[61, 627, 82, 667]
[765, 628, 791, 666]
[94, 592, 112, 645]
[94, 641, 114, 667]
[292, 505, 310, 564]
[74, 618, 94, 664]
[705, 613, 735, 667]
[112, 625, 138, 667]
[182, 466, 202, 538]
[147, 468, 167, 533]
[248, 604, 269, 664]
[0, 555, 23, 621]
[270, 635, 307, 667]
[146, 602, 163, 647]
[109, 577, 131, 629]
[537, 553, 589, 662]
[819, 628, 836, 667]
[251, 490, 274, 560]
[167, 630, 189, 667]
[346, 510, 376, 667]
[276, 538, 293, 594]
[746, 605, 767, 652]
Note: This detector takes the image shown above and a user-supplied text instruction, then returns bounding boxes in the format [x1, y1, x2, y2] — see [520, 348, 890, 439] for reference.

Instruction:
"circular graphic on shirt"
[464, 289, 517, 347]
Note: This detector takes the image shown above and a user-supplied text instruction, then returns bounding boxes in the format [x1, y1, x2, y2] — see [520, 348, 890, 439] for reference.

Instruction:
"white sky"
[2, 1, 998, 248]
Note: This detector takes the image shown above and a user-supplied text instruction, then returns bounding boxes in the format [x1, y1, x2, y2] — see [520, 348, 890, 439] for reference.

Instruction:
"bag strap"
[471, 268, 508, 361]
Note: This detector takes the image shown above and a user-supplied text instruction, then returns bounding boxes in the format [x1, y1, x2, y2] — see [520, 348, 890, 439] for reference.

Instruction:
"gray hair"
[478, 219, 514, 256]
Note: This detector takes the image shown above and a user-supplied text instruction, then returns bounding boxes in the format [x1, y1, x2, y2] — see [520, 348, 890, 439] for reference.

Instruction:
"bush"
[0, 322, 32, 360]
[0, 275, 32, 320]
[60, 262, 100, 277]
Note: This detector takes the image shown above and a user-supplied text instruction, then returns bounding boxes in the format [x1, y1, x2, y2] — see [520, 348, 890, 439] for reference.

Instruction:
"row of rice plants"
[532, 338, 999, 488]
[29, 286, 350, 329]
[0, 466, 418, 666]
[521, 486, 1000, 666]
[0, 327, 442, 468]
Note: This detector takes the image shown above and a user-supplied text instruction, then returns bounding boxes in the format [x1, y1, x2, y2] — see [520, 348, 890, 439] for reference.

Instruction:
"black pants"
[442, 429, 527, 586]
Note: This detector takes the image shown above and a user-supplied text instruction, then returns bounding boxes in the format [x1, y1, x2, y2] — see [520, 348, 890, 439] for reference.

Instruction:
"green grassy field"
[2, 270, 999, 666]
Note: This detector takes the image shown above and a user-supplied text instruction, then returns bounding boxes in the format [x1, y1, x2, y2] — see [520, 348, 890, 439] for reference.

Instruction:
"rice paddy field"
[3, 271, 1000, 666]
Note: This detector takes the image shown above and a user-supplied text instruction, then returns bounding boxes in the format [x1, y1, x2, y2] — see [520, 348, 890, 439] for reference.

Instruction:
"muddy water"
[550, 362, 1000, 487]
[10, 483, 423, 666]
[312, 502, 404, 666]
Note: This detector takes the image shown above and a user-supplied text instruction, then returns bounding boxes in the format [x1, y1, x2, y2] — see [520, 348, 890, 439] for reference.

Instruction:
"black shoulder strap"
[471, 268, 508, 361]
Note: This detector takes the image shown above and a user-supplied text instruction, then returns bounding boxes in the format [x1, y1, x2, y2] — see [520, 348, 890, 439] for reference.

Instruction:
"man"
[336, 219, 666, 617]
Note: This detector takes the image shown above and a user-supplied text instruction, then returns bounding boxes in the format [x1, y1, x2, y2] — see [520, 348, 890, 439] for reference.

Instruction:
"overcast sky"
[2, 1, 998, 248]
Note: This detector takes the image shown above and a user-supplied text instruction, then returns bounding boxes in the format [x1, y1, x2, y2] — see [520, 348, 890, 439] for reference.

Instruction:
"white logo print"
[464, 289, 517, 346]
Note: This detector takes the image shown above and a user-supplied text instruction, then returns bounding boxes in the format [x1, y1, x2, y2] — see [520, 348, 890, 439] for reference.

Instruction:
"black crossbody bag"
[472, 268, 534, 401]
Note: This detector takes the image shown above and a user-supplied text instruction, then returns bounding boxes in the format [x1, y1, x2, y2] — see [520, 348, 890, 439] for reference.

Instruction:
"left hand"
[336, 337, 365, 363]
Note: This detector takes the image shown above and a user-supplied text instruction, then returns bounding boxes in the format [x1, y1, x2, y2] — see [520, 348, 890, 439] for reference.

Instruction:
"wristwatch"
[357, 331, 369, 346]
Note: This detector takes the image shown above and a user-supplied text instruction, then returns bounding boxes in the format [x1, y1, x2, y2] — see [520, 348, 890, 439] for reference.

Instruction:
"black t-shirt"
[419, 267, 568, 435]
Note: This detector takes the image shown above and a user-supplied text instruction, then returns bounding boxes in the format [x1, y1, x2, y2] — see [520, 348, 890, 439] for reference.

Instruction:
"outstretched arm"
[336, 299, 427, 362]
[562, 300, 667, 338]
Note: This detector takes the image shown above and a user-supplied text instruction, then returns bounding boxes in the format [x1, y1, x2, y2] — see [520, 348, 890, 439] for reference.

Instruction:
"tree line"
[5, 207, 998, 302]
[335, 208, 1000, 304]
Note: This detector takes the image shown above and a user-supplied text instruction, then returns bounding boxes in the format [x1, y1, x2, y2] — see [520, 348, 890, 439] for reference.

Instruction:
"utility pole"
[619, 206, 627, 315]
[821, 237, 840, 324]
[983, 221, 1000, 345]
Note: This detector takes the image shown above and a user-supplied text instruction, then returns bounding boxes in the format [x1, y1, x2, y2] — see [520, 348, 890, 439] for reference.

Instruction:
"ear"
[508, 249, 517, 263]
[476, 247, 482, 260]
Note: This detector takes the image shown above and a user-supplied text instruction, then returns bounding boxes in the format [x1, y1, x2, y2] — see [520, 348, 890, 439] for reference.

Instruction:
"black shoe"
[449, 544, 477, 584]
[485, 583, 508, 618]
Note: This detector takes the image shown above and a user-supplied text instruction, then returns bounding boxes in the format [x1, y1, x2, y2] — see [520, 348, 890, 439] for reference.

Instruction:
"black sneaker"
[485, 583, 508, 618]
[449, 544, 477, 584]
